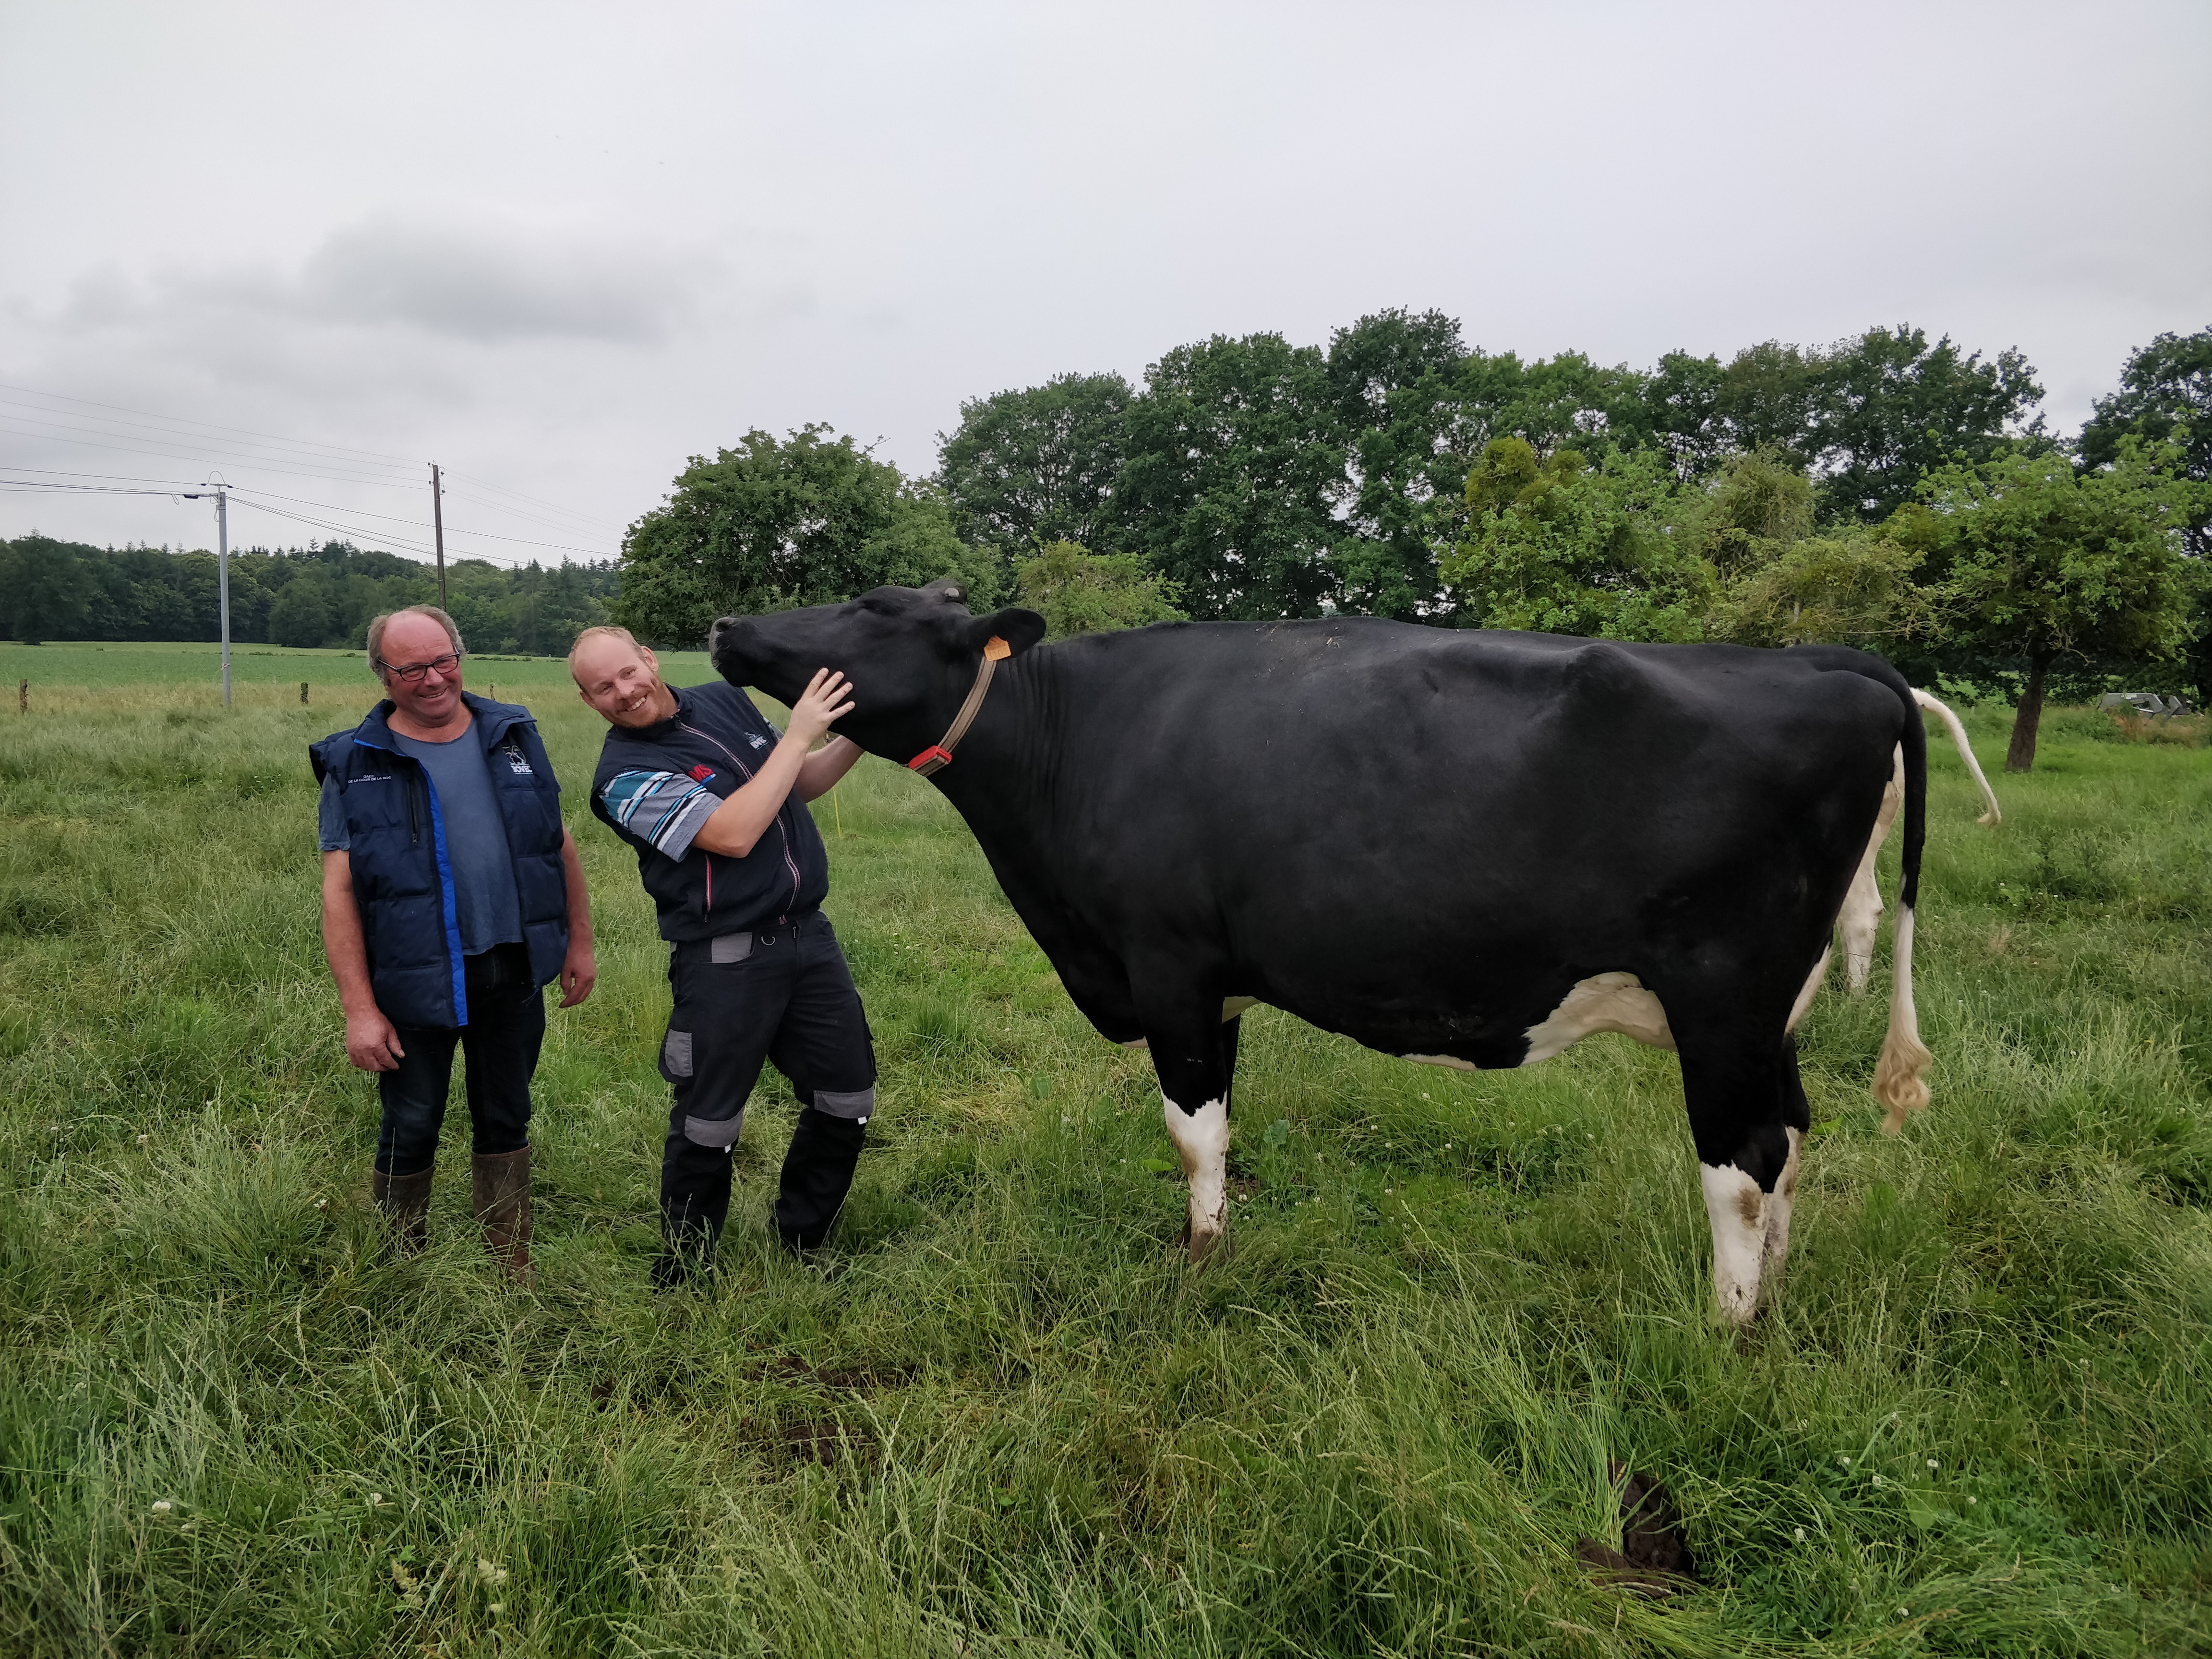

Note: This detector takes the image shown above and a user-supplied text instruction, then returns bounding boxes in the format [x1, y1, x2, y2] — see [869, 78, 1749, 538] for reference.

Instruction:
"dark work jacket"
[590, 681, 830, 943]
[310, 695, 568, 1029]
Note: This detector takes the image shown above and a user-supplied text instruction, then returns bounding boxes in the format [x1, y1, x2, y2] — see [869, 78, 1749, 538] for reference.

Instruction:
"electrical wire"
[2, 383, 630, 561]
[0, 382, 422, 466]
[0, 418, 437, 490]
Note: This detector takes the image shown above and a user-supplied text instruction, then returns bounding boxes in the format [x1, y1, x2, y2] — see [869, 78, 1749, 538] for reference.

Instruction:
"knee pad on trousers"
[774, 1107, 867, 1250]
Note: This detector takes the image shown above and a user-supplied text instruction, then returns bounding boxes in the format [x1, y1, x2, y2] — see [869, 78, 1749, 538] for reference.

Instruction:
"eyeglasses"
[378, 650, 463, 684]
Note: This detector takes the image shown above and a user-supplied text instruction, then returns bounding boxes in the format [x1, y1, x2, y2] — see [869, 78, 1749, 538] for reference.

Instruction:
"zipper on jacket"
[680, 719, 805, 910]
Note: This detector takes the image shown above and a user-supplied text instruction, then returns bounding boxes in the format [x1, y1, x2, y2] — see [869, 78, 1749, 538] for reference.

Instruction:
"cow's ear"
[971, 608, 1046, 659]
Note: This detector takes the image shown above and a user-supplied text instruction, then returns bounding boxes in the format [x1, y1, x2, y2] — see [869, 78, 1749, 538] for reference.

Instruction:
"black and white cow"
[711, 581, 1952, 1324]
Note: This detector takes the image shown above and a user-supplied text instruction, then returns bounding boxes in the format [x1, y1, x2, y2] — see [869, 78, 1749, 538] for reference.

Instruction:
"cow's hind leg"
[1140, 988, 1244, 1260]
[1676, 1023, 1808, 1327]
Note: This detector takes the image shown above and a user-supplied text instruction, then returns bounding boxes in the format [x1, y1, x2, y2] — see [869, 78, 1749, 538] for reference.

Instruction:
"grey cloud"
[43, 217, 724, 347]
[297, 218, 717, 343]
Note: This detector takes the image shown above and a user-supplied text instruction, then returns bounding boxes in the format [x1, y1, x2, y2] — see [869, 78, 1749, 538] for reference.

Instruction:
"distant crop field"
[0, 660, 2206, 1656]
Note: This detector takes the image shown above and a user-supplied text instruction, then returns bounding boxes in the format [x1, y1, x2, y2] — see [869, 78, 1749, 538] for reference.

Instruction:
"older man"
[311, 605, 596, 1280]
[569, 624, 869, 1285]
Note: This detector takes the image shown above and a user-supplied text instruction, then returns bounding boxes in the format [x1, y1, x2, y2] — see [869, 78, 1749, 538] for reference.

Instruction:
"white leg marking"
[1787, 948, 1832, 1034]
[1119, 1036, 1150, 1051]
[1220, 996, 1258, 1022]
[1521, 972, 1675, 1065]
[1762, 1126, 1803, 1282]
[1840, 746, 1905, 993]
[1872, 902, 1932, 1131]
[1162, 1094, 1229, 1253]
[1401, 1052, 1479, 1071]
[1700, 1161, 1767, 1327]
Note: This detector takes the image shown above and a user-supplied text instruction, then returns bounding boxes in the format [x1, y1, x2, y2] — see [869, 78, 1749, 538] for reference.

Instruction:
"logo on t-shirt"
[688, 764, 716, 783]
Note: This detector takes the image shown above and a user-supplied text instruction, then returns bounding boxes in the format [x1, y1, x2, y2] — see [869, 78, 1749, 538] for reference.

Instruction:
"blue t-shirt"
[319, 727, 526, 957]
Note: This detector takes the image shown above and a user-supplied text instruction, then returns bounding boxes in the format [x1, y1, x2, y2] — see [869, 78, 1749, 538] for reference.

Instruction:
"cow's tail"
[1873, 678, 1933, 1132]
[1910, 688, 2001, 826]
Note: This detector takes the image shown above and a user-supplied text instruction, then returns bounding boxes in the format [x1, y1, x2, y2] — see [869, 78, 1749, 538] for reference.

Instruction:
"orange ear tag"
[983, 636, 1012, 661]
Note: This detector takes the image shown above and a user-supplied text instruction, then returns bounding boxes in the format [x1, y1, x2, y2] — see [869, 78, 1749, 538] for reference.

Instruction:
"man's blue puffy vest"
[310, 695, 568, 1029]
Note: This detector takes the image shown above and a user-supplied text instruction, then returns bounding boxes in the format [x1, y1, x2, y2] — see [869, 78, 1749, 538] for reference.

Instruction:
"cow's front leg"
[1680, 1026, 1809, 1328]
[1146, 1005, 1242, 1261]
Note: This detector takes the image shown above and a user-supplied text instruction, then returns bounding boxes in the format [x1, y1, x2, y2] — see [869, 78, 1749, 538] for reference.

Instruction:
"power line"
[223, 484, 613, 555]
[0, 381, 422, 466]
[0, 395, 425, 480]
[0, 417, 438, 490]
[2, 383, 631, 556]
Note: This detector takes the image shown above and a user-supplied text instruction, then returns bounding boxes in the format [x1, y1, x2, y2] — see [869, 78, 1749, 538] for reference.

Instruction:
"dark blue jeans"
[375, 943, 544, 1178]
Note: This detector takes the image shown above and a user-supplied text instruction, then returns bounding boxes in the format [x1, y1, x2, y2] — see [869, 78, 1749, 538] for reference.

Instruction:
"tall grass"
[0, 670, 2206, 1655]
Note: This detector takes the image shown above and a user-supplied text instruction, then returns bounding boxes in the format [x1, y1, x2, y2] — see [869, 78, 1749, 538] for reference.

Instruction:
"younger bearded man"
[570, 625, 872, 1285]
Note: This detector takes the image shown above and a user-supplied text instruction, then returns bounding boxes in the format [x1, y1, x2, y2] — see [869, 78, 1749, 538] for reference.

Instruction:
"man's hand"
[345, 1007, 406, 1071]
[559, 940, 598, 1007]
[786, 668, 856, 748]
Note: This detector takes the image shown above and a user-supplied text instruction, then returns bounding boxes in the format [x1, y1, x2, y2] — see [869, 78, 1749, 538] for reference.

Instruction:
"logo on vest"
[745, 732, 767, 750]
[503, 743, 534, 775]
[688, 764, 716, 783]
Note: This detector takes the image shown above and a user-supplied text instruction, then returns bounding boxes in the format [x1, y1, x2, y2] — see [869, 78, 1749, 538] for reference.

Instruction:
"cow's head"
[709, 578, 1046, 762]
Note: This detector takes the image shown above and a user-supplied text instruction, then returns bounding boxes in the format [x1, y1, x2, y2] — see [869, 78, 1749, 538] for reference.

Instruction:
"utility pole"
[430, 463, 447, 609]
[183, 482, 233, 707]
[216, 484, 231, 707]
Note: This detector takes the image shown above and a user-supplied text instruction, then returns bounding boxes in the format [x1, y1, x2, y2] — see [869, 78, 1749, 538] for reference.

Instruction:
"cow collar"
[906, 636, 1011, 776]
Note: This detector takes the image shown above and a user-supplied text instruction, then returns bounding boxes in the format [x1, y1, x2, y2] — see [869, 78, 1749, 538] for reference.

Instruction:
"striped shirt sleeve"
[598, 769, 719, 859]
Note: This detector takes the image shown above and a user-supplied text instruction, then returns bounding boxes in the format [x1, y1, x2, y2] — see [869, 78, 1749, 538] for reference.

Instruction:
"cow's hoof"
[1178, 1221, 1232, 1264]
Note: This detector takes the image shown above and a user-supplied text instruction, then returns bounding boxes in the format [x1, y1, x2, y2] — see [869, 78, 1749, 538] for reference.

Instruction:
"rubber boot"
[471, 1147, 534, 1286]
[372, 1165, 433, 1254]
[651, 1215, 718, 1291]
[774, 1108, 867, 1253]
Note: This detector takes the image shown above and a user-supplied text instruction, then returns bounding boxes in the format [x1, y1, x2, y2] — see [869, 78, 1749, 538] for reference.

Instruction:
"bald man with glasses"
[311, 605, 596, 1282]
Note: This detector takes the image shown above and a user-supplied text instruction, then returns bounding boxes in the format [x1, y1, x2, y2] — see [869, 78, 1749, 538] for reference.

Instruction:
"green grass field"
[1, 642, 2207, 1657]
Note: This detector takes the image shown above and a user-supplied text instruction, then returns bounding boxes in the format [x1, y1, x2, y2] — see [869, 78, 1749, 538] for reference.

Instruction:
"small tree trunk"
[2006, 649, 2051, 773]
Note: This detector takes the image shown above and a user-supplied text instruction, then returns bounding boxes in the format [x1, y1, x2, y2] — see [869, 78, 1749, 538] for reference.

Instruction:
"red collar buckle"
[906, 744, 954, 776]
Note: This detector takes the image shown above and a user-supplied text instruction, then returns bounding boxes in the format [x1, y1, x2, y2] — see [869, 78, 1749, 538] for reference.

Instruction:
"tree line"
[0, 537, 617, 660]
[614, 318, 2210, 769]
[10, 317, 2204, 768]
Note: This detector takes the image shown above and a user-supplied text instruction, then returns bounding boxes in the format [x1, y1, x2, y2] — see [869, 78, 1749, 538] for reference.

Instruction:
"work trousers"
[659, 910, 876, 1253]
[375, 942, 543, 1178]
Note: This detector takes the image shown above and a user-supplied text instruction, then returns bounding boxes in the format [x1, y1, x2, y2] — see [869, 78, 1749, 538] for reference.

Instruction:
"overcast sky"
[3, 0, 2207, 563]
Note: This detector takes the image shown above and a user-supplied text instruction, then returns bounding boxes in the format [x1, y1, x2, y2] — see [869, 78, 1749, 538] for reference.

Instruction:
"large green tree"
[936, 372, 1133, 572]
[1323, 308, 1470, 619]
[615, 425, 991, 647]
[1116, 333, 1346, 621]
[1812, 325, 2044, 524]
[1899, 447, 2196, 770]
[2079, 327, 2212, 696]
